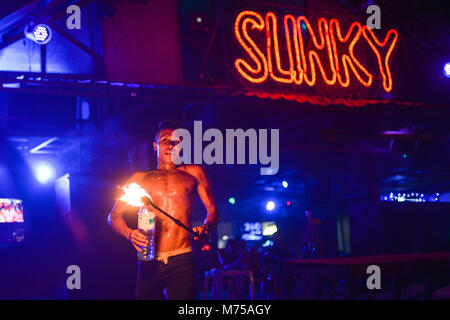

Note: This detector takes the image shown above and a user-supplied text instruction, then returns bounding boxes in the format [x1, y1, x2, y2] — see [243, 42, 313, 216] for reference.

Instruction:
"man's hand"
[192, 224, 210, 242]
[129, 229, 149, 252]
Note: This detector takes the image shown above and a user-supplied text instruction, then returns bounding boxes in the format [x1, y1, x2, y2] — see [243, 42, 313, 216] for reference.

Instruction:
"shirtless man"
[108, 121, 219, 300]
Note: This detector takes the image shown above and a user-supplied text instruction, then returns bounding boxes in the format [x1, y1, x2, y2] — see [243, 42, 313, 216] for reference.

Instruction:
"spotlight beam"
[47, 22, 104, 63]
[0, 0, 41, 50]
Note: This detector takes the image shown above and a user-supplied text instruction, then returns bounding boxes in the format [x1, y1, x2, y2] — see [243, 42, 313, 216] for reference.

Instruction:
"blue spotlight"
[443, 62, 450, 78]
[24, 24, 52, 45]
[34, 163, 55, 184]
[282, 180, 288, 188]
[266, 201, 275, 211]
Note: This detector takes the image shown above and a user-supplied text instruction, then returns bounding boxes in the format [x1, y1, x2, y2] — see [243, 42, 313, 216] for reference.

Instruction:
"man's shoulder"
[128, 170, 155, 182]
[179, 164, 205, 173]
[178, 164, 208, 179]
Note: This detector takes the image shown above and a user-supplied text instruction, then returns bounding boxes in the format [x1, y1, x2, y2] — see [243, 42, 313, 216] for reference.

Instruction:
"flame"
[119, 183, 151, 207]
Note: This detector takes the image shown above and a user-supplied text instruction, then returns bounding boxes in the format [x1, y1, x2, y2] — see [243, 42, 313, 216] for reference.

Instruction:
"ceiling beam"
[29, 136, 59, 154]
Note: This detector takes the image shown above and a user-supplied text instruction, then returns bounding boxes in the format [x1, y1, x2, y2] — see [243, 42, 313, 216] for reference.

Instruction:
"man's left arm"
[191, 165, 219, 238]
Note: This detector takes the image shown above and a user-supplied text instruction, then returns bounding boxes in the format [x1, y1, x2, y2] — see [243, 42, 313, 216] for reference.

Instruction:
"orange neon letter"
[362, 26, 399, 92]
[234, 11, 268, 83]
[265, 12, 293, 83]
[284, 14, 304, 85]
[329, 19, 372, 88]
[296, 16, 336, 86]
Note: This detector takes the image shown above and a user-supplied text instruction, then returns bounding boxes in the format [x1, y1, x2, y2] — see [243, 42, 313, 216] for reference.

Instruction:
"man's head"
[153, 120, 184, 164]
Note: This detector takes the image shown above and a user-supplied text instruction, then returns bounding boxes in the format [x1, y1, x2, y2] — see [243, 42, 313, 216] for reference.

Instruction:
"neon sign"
[234, 11, 399, 92]
[241, 222, 263, 241]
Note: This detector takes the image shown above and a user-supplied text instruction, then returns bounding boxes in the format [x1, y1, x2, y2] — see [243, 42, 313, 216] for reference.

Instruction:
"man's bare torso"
[108, 126, 218, 263]
[137, 165, 198, 253]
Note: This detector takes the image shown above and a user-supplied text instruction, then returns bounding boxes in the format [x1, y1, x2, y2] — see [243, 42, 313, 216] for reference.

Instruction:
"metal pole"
[40, 44, 47, 74]
[142, 196, 223, 268]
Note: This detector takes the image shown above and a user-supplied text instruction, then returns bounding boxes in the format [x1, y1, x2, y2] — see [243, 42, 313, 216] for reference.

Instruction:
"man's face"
[153, 128, 181, 163]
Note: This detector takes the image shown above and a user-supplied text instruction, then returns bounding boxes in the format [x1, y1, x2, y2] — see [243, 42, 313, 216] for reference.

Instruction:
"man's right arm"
[107, 199, 133, 240]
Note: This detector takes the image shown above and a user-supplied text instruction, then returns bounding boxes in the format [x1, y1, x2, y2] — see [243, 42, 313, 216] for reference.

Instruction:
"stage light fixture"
[282, 180, 288, 188]
[266, 201, 275, 211]
[262, 240, 274, 247]
[443, 62, 450, 78]
[34, 163, 55, 184]
[228, 197, 236, 204]
[262, 224, 278, 236]
[301, 21, 307, 30]
[24, 23, 52, 45]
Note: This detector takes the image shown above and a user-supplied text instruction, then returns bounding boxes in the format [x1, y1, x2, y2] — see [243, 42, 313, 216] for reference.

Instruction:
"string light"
[381, 192, 440, 203]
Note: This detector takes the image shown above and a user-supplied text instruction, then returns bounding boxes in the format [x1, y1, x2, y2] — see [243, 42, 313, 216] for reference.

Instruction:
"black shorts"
[136, 252, 197, 300]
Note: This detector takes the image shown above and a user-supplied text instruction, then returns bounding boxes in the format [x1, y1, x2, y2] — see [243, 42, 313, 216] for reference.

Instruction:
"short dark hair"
[154, 120, 184, 141]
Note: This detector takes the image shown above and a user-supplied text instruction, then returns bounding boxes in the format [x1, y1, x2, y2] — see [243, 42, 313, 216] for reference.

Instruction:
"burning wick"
[119, 183, 151, 207]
